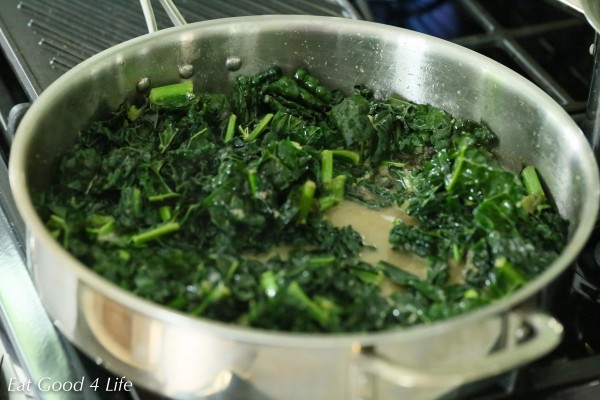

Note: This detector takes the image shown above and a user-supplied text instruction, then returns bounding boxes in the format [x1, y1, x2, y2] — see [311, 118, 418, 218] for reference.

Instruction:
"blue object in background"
[366, 0, 463, 39]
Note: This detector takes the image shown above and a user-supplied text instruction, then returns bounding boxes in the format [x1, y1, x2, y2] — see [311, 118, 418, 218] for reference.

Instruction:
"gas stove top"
[0, 1, 599, 399]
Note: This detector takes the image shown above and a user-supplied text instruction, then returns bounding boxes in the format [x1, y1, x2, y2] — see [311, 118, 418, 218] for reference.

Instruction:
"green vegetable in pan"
[35, 66, 568, 333]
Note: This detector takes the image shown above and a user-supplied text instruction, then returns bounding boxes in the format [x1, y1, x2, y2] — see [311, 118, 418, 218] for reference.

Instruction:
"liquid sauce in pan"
[327, 201, 465, 285]
[326, 200, 426, 278]
[248, 200, 466, 286]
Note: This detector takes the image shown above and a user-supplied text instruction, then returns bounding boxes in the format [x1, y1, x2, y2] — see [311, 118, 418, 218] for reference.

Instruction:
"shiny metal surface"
[356, 312, 563, 389]
[583, 0, 600, 32]
[157, 0, 186, 27]
[0, 329, 29, 400]
[556, 0, 583, 13]
[9, 16, 600, 400]
[139, 0, 158, 34]
[140, 0, 186, 34]
[0, 160, 100, 400]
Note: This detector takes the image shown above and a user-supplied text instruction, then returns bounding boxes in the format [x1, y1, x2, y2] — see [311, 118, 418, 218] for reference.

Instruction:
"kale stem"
[132, 187, 142, 214]
[224, 113, 238, 143]
[260, 270, 279, 298]
[186, 128, 207, 148]
[286, 281, 329, 326]
[297, 179, 316, 224]
[331, 175, 346, 199]
[159, 206, 172, 222]
[238, 125, 249, 139]
[248, 168, 258, 197]
[132, 222, 180, 245]
[118, 250, 131, 261]
[224, 260, 240, 282]
[246, 113, 274, 141]
[446, 146, 467, 191]
[48, 215, 65, 225]
[521, 165, 545, 199]
[319, 175, 347, 212]
[308, 256, 336, 266]
[190, 282, 230, 316]
[149, 81, 194, 107]
[87, 215, 115, 236]
[321, 150, 333, 188]
[319, 195, 338, 212]
[48, 214, 70, 247]
[382, 160, 405, 168]
[148, 192, 180, 202]
[452, 244, 461, 262]
[332, 149, 360, 164]
[495, 257, 526, 290]
[127, 105, 142, 122]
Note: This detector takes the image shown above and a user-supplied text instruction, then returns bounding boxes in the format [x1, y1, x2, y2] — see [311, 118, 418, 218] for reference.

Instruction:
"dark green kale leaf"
[452, 118, 496, 149]
[406, 104, 453, 151]
[254, 139, 314, 190]
[369, 110, 396, 165]
[57, 147, 101, 192]
[389, 223, 442, 258]
[345, 180, 396, 209]
[294, 67, 343, 105]
[269, 111, 323, 145]
[330, 95, 376, 149]
[446, 147, 525, 204]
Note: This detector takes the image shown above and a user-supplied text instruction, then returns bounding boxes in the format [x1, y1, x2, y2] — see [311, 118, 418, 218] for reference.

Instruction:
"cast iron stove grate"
[367, 0, 594, 117]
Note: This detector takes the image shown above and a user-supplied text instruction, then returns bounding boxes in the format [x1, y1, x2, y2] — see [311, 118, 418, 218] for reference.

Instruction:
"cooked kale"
[35, 66, 569, 333]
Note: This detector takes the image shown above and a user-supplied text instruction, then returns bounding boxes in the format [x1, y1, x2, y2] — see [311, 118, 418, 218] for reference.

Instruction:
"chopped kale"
[35, 66, 569, 333]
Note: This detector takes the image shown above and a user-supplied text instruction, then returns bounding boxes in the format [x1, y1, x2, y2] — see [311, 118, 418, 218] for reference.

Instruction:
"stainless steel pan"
[8, 1, 600, 399]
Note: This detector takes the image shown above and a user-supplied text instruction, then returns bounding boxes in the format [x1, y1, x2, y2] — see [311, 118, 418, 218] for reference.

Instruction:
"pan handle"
[350, 311, 562, 396]
[139, 0, 187, 34]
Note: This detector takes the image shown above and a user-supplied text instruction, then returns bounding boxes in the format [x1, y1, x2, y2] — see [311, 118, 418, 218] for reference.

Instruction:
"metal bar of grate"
[457, 0, 584, 111]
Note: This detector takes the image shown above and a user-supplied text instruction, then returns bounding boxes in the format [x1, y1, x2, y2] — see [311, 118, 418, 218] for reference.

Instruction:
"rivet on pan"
[515, 325, 532, 342]
[179, 64, 194, 79]
[225, 56, 242, 71]
[137, 77, 151, 92]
